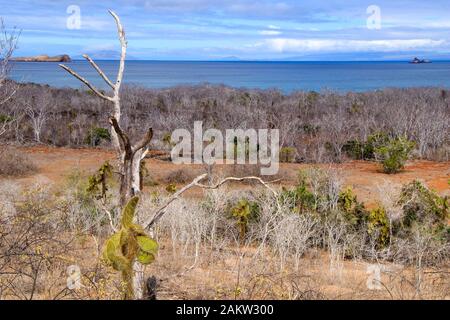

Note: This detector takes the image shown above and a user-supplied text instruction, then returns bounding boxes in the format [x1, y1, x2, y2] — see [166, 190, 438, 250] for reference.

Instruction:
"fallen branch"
[144, 174, 279, 229]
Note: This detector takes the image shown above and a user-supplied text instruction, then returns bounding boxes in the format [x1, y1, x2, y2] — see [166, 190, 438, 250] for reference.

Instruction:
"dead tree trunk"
[109, 117, 153, 207]
[60, 10, 151, 299]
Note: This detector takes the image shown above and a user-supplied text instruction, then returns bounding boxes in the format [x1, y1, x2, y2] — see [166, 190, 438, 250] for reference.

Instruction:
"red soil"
[2, 146, 449, 205]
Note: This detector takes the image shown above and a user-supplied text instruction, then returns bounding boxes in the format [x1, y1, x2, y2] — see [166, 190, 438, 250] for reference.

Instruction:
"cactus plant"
[86, 161, 112, 200]
[102, 196, 158, 299]
[230, 199, 260, 241]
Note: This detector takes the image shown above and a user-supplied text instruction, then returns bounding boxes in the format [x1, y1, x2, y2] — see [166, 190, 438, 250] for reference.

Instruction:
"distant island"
[409, 57, 432, 64]
[12, 54, 72, 62]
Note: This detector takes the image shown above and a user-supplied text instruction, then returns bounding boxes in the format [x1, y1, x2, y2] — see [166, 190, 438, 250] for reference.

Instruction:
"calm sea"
[9, 60, 450, 93]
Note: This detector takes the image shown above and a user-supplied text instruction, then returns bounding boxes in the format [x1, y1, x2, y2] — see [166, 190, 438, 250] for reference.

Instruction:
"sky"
[1, 0, 450, 60]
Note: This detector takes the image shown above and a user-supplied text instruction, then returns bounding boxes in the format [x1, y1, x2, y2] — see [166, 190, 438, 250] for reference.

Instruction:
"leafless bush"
[271, 211, 318, 271]
[0, 183, 74, 299]
[60, 169, 115, 236]
[0, 167, 447, 299]
[2, 82, 448, 161]
[162, 168, 195, 185]
[0, 146, 36, 176]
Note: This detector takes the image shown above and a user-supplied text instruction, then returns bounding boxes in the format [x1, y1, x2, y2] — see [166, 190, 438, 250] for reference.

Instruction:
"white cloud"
[259, 30, 282, 36]
[264, 38, 447, 52]
[267, 25, 281, 30]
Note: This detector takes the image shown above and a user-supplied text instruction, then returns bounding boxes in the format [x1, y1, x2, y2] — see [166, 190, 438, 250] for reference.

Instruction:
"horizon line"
[43, 58, 450, 62]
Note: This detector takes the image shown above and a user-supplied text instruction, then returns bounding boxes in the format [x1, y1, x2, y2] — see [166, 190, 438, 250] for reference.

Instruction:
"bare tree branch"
[59, 64, 114, 102]
[109, 10, 127, 90]
[100, 201, 118, 232]
[144, 174, 208, 229]
[82, 54, 115, 89]
[132, 128, 153, 154]
[0, 19, 21, 138]
[58, 10, 150, 300]
[196, 176, 280, 196]
[144, 174, 279, 229]
[108, 116, 130, 154]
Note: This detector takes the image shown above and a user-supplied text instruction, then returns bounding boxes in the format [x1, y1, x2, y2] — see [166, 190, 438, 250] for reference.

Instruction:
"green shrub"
[62, 169, 106, 231]
[0, 114, 13, 123]
[85, 127, 111, 146]
[306, 91, 319, 107]
[343, 132, 390, 160]
[279, 147, 296, 163]
[337, 187, 367, 226]
[367, 206, 390, 248]
[374, 136, 415, 173]
[162, 132, 174, 147]
[397, 180, 449, 231]
[280, 170, 316, 213]
[165, 183, 177, 194]
[302, 123, 319, 135]
[86, 161, 113, 200]
[342, 140, 365, 160]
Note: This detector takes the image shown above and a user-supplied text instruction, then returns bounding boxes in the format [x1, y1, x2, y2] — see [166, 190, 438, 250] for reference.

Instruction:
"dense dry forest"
[1, 81, 448, 163]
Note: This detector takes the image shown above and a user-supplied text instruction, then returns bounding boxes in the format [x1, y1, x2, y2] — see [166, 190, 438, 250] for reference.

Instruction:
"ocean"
[9, 60, 450, 93]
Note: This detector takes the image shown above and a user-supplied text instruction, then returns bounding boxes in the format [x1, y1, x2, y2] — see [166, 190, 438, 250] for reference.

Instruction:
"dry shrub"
[0, 183, 74, 299]
[162, 168, 194, 184]
[0, 147, 36, 176]
[223, 164, 287, 183]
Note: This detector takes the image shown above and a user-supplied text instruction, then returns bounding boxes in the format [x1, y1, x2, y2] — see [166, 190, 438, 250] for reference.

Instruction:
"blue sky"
[2, 0, 450, 60]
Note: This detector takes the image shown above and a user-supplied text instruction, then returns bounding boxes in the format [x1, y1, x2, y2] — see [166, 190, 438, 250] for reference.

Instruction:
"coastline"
[8, 60, 450, 93]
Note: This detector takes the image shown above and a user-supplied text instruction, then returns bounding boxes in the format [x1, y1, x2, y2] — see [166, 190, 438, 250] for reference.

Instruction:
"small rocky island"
[12, 54, 72, 62]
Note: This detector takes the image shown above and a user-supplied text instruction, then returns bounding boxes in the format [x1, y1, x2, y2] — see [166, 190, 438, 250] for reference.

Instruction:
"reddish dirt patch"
[9, 145, 115, 185]
[2, 146, 448, 204]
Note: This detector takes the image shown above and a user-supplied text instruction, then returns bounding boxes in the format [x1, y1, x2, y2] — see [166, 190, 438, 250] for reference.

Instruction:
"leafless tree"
[60, 11, 155, 299]
[0, 19, 20, 138]
[60, 11, 153, 209]
[23, 89, 52, 143]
